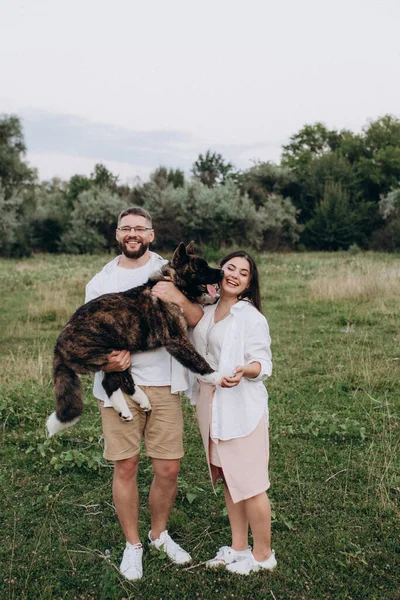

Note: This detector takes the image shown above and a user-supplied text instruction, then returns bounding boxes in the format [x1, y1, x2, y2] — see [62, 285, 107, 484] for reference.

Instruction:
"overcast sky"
[1, 0, 399, 183]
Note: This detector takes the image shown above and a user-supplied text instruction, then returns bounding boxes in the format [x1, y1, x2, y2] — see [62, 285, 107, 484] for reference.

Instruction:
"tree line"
[1, 113, 400, 257]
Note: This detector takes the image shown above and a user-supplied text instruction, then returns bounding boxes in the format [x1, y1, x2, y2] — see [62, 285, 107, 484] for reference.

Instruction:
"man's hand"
[102, 349, 131, 372]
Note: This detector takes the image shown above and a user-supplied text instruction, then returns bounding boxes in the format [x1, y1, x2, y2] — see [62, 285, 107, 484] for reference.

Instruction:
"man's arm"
[151, 281, 203, 327]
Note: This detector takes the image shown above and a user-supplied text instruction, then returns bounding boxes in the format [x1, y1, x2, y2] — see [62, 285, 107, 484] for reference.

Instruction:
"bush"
[257, 193, 302, 250]
[60, 188, 127, 254]
[140, 180, 301, 251]
[0, 186, 34, 257]
[372, 189, 400, 250]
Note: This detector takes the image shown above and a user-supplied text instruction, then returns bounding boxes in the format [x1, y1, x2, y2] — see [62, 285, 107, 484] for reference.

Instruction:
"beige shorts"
[98, 386, 184, 461]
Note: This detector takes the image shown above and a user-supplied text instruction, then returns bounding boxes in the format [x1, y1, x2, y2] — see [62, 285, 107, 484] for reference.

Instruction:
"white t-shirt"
[203, 307, 233, 371]
[85, 252, 188, 405]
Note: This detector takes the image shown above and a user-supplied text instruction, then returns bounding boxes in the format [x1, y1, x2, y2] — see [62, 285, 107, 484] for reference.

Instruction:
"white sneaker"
[119, 542, 143, 580]
[148, 530, 191, 564]
[226, 550, 277, 575]
[206, 546, 252, 568]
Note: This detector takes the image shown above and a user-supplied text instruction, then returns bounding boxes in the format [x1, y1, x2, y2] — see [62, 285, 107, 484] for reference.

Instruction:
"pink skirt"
[196, 382, 270, 504]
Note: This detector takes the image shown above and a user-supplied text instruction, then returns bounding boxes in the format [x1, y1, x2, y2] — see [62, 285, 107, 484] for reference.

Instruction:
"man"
[85, 206, 203, 581]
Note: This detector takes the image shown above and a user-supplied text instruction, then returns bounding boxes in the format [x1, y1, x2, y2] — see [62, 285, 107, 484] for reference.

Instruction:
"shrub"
[60, 188, 127, 254]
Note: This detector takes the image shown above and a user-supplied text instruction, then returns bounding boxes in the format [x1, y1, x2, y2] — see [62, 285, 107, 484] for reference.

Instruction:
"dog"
[46, 242, 224, 437]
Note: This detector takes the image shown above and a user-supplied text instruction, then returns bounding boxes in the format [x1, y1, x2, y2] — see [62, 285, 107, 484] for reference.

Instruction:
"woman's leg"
[243, 491, 272, 561]
[222, 478, 249, 551]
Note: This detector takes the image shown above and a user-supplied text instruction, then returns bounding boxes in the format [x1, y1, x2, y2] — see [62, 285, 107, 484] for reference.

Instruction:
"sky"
[1, 0, 399, 184]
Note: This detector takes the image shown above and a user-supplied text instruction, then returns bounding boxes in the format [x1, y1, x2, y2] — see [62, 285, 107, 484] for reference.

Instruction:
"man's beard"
[118, 237, 149, 259]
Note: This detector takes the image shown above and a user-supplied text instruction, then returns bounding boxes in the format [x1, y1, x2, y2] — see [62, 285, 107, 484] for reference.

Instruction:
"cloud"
[26, 151, 153, 185]
[22, 109, 194, 167]
[20, 108, 284, 181]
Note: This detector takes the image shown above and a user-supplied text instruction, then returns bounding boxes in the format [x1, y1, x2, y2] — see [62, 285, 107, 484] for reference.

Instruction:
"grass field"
[0, 251, 399, 600]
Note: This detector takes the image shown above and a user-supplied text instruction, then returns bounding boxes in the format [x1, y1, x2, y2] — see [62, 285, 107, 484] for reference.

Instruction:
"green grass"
[0, 251, 399, 600]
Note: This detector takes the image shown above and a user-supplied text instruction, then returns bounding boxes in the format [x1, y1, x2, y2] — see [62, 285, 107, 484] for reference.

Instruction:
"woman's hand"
[220, 365, 245, 388]
[151, 279, 185, 306]
[152, 277, 203, 327]
[102, 349, 131, 372]
[220, 361, 261, 387]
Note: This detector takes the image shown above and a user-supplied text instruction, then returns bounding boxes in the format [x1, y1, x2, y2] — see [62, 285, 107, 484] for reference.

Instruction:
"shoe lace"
[215, 546, 233, 561]
[125, 544, 142, 567]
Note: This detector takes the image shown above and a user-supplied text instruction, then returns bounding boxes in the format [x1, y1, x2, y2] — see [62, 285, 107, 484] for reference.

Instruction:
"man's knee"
[114, 455, 140, 481]
[152, 458, 180, 482]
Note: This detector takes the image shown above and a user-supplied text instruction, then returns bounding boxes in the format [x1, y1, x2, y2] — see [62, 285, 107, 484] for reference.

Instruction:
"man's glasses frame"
[117, 226, 153, 234]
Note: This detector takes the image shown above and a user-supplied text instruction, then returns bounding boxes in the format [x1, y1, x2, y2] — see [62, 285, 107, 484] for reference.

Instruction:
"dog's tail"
[46, 350, 83, 437]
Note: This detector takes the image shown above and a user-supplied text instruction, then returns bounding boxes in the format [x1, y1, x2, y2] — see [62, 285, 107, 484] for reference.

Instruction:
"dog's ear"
[185, 241, 195, 255]
[171, 242, 189, 267]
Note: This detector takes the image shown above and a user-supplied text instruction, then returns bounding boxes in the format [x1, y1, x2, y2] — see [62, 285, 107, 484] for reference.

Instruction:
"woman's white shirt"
[191, 300, 272, 441]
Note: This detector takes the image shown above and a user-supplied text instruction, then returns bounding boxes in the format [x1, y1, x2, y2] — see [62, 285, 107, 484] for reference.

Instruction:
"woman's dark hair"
[220, 251, 262, 312]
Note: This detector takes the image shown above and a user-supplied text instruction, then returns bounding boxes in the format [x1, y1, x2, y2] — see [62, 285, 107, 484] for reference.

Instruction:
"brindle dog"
[46, 242, 223, 437]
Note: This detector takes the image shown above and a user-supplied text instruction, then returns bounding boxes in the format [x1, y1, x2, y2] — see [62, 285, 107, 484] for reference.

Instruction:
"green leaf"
[186, 492, 197, 504]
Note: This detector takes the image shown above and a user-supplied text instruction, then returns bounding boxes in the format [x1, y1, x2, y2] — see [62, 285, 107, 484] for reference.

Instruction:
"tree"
[31, 179, 71, 252]
[149, 166, 185, 190]
[150, 167, 169, 190]
[90, 163, 119, 191]
[240, 161, 300, 210]
[294, 152, 361, 224]
[0, 186, 35, 257]
[167, 168, 185, 188]
[192, 150, 234, 187]
[61, 189, 127, 254]
[0, 114, 36, 199]
[139, 178, 300, 251]
[281, 122, 344, 169]
[356, 116, 400, 203]
[237, 162, 301, 249]
[280, 116, 400, 246]
[302, 182, 361, 250]
[140, 182, 185, 247]
[281, 124, 354, 223]
[372, 189, 400, 250]
[257, 193, 302, 250]
[67, 174, 92, 207]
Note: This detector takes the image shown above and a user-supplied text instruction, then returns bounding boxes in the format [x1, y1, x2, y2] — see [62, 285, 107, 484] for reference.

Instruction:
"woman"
[191, 250, 276, 575]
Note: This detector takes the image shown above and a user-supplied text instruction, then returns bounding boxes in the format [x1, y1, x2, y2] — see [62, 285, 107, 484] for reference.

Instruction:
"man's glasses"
[117, 226, 153, 234]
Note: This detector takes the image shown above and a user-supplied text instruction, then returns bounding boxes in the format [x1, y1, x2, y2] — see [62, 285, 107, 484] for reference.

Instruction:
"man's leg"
[143, 386, 191, 564]
[113, 455, 140, 544]
[149, 457, 180, 539]
[142, 386, 184, 539]
[114, 456, 143, 581]
[148, 457, 191, 564]
[99, 396, 145, 580]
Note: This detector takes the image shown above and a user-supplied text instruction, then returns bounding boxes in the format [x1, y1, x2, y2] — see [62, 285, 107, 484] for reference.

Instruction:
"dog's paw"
[131, 386, 152, 412]
[119, 411, 134, 422]
[110, 389, 134, 422]
[198, 371, 224, 386]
